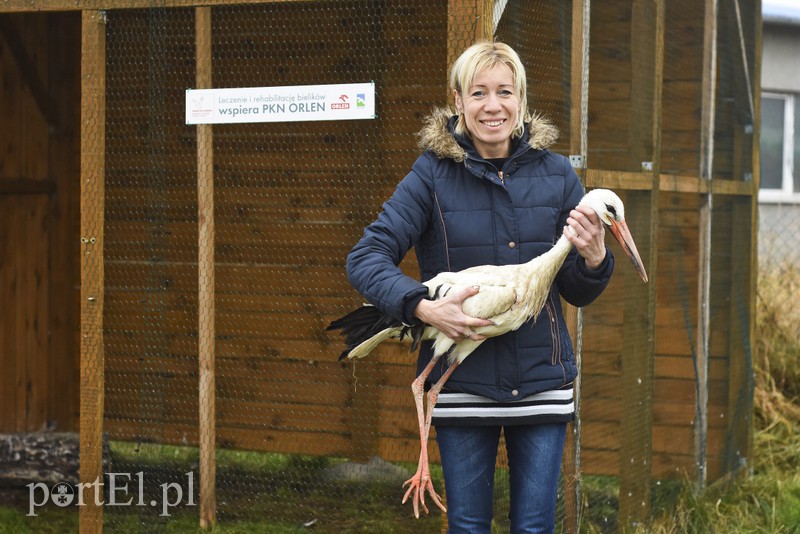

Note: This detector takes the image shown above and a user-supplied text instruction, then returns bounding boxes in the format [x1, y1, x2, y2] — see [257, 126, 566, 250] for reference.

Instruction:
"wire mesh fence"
[0, 0, 767, 532]
[99, 0, 755, 532]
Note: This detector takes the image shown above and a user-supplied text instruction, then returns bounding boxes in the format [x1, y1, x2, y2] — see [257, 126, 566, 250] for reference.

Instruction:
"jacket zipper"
[545, 295, 564, 373]
[433, 192, 452, 271]
[498, 170, 504, 184]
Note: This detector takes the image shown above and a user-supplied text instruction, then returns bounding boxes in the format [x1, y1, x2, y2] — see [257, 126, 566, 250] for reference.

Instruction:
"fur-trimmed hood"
[416, 107, 560, 162]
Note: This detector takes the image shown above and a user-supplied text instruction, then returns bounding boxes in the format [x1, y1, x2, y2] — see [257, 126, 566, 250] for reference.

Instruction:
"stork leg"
[402, 357, 460, 518]
[423, 359, 460, 452]
[401, 353, 447, 518]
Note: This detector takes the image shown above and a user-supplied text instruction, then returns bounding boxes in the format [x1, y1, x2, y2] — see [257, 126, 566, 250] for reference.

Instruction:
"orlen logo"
[331, 94, 350, 110]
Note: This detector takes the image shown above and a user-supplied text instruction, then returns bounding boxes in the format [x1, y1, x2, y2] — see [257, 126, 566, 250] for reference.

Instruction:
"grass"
[0, 265, 797, 533]
[0, 445, 444, 534]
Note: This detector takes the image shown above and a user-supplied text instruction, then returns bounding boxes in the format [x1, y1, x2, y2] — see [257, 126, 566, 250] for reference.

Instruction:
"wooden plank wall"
[0, 13, 80, 433]
[579, 0, 755, 485]
[581, 0, 710, 481]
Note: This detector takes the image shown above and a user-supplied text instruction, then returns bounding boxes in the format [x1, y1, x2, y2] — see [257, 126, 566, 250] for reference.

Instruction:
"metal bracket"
[569, 155, 584, 169]
[641, 161, 653, 172]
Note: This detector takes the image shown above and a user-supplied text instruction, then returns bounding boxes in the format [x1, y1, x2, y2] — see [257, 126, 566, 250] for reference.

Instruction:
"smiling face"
[454, 63, 520, 159]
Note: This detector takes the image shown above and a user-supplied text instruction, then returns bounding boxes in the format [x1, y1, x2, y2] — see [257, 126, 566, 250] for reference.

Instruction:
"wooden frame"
[564, 0, 591, 531]
[79, 10, 106, 534]
[612, 0, 663, 525]
[195, 6, 216, 529]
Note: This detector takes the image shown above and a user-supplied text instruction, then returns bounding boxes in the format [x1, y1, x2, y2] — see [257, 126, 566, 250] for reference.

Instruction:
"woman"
[346, 41, 614, 533]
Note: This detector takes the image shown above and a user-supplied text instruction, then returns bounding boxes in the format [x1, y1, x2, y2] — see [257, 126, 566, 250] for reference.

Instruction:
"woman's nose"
[484, 93, 502, 111]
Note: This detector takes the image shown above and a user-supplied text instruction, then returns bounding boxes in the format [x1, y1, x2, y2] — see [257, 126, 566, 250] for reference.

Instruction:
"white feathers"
[419, 233, 573, 365]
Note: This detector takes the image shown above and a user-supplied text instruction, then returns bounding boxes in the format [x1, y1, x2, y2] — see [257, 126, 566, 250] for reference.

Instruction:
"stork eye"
[605, 203, 617, 217]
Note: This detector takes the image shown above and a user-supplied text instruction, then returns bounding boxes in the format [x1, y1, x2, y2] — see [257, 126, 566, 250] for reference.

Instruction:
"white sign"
[185, 82, 375, 125]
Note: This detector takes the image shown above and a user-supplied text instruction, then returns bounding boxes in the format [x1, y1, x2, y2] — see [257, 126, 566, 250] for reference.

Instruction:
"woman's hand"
[414, 287, 494, 341]
[564, 205, 607, 270]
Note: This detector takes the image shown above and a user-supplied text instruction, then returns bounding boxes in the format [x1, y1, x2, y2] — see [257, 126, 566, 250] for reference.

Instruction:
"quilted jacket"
[346, 108, 614, 401]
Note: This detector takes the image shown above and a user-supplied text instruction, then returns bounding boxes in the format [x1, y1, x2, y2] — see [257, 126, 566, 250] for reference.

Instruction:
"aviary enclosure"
[0, 0, 759, 532]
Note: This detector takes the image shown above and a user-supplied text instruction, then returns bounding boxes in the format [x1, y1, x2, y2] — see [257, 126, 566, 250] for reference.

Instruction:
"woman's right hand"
[413, 286, 494, 341]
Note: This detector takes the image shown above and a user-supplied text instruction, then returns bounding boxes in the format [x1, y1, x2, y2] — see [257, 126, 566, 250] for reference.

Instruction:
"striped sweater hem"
[431, 385, 575, 427]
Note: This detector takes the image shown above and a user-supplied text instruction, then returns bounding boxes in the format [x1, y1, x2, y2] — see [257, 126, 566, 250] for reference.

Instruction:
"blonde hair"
[449, 41, 528, 138]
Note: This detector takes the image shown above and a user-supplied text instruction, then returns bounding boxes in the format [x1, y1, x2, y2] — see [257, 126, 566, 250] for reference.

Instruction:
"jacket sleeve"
[554, 158, 615, 307]
[345, 154, 434, 324]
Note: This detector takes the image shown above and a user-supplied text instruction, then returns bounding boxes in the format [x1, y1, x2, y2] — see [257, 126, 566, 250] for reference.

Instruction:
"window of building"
[760, 92, 800, 203]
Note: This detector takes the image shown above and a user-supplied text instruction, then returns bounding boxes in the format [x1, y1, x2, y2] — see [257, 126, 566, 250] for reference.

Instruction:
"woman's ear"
[453, 89, 462, 113]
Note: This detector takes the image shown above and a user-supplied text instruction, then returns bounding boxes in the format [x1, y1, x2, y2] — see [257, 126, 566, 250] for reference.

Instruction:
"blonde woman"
[346, 42, 613, 533]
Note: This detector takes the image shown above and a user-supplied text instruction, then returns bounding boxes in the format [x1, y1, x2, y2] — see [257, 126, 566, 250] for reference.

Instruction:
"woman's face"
[454, 63, 520, 159]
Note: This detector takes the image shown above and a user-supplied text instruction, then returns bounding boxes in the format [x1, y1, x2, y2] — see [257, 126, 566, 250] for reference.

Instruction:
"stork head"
[579, 189, 649, 283]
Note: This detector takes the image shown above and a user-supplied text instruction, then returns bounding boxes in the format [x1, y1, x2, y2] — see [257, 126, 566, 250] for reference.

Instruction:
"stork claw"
[402, 473, 446, 518]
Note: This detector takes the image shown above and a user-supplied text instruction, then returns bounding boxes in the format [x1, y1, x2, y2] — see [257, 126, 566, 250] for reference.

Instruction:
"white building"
[759, 0, 800, 267]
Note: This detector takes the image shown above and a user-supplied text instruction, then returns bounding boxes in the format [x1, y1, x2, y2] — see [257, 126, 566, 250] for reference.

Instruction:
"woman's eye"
[471, 90, 486, 98]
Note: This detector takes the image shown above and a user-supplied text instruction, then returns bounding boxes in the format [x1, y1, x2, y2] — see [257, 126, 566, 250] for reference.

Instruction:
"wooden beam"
[447, 0, 494, 74]
[79, 10, 105, 534]
[563, 1, 590, 532]
[722, 0, 759, 481]
[0, 17, 59, 127]
[585, 170, 754, 196]
[618, 0, 663, 528]
[585, 169, 655, 191]
[195, 6, 216, 530]
[694, 0, 718, 491]
[710, 179, 754, 196]
[0, 0, 318, 13]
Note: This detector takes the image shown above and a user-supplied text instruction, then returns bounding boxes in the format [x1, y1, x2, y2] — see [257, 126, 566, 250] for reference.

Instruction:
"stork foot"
[401, 471, 446, 518]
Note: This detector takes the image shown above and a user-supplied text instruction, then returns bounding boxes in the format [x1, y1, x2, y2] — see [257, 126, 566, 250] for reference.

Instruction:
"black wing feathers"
[327, 305, 404, 361]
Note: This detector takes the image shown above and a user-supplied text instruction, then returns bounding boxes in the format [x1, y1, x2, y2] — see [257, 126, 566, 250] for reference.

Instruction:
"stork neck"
[519, 234, 573, 285]
[540, 234, 574, 264]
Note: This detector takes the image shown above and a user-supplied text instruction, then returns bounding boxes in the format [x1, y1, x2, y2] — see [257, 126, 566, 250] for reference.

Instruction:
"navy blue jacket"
[346, 109, 614, 401]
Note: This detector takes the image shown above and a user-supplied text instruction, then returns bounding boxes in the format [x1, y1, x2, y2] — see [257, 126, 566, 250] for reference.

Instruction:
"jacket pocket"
[545, 294, 567, 381]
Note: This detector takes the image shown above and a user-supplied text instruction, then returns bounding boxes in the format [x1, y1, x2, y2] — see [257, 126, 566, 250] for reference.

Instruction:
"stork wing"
[424, 278, 517, 320]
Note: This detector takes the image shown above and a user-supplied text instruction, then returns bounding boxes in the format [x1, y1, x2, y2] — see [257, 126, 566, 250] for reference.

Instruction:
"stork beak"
[607, 220, 649, 283]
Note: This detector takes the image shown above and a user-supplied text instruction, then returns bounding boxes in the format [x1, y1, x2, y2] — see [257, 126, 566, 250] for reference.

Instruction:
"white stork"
[328, 188, 648, 517]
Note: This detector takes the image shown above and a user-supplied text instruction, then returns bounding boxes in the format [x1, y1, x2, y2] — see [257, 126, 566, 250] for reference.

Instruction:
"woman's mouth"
[482, 119, 505, 127]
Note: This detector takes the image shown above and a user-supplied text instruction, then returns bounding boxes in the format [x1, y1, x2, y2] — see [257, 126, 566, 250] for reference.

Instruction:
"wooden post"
[447, 0, 495, 70]
[743, 0, 761, 473]
[619, 0, 663, 528]
[722, 0, 759, 480]
[79, 10, 106, 534]
[562, 1, 590, 532]
[695, 0, 718, 491]
[195, 6, 216, 530]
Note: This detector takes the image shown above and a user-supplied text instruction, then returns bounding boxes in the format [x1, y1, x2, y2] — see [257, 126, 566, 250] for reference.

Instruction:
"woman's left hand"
[564, 206, 606, 270]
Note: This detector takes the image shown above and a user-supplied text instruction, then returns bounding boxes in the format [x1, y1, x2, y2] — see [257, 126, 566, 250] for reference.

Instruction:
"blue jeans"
[435, 422, 567, 534]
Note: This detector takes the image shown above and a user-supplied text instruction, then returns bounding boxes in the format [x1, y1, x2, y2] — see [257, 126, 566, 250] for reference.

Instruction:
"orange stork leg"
[401, 352, 446, 518]
[402, 357, 460, 518]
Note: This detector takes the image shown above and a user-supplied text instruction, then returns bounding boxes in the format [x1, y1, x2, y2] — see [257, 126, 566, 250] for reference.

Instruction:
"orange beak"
[607, 219, 648, 283]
